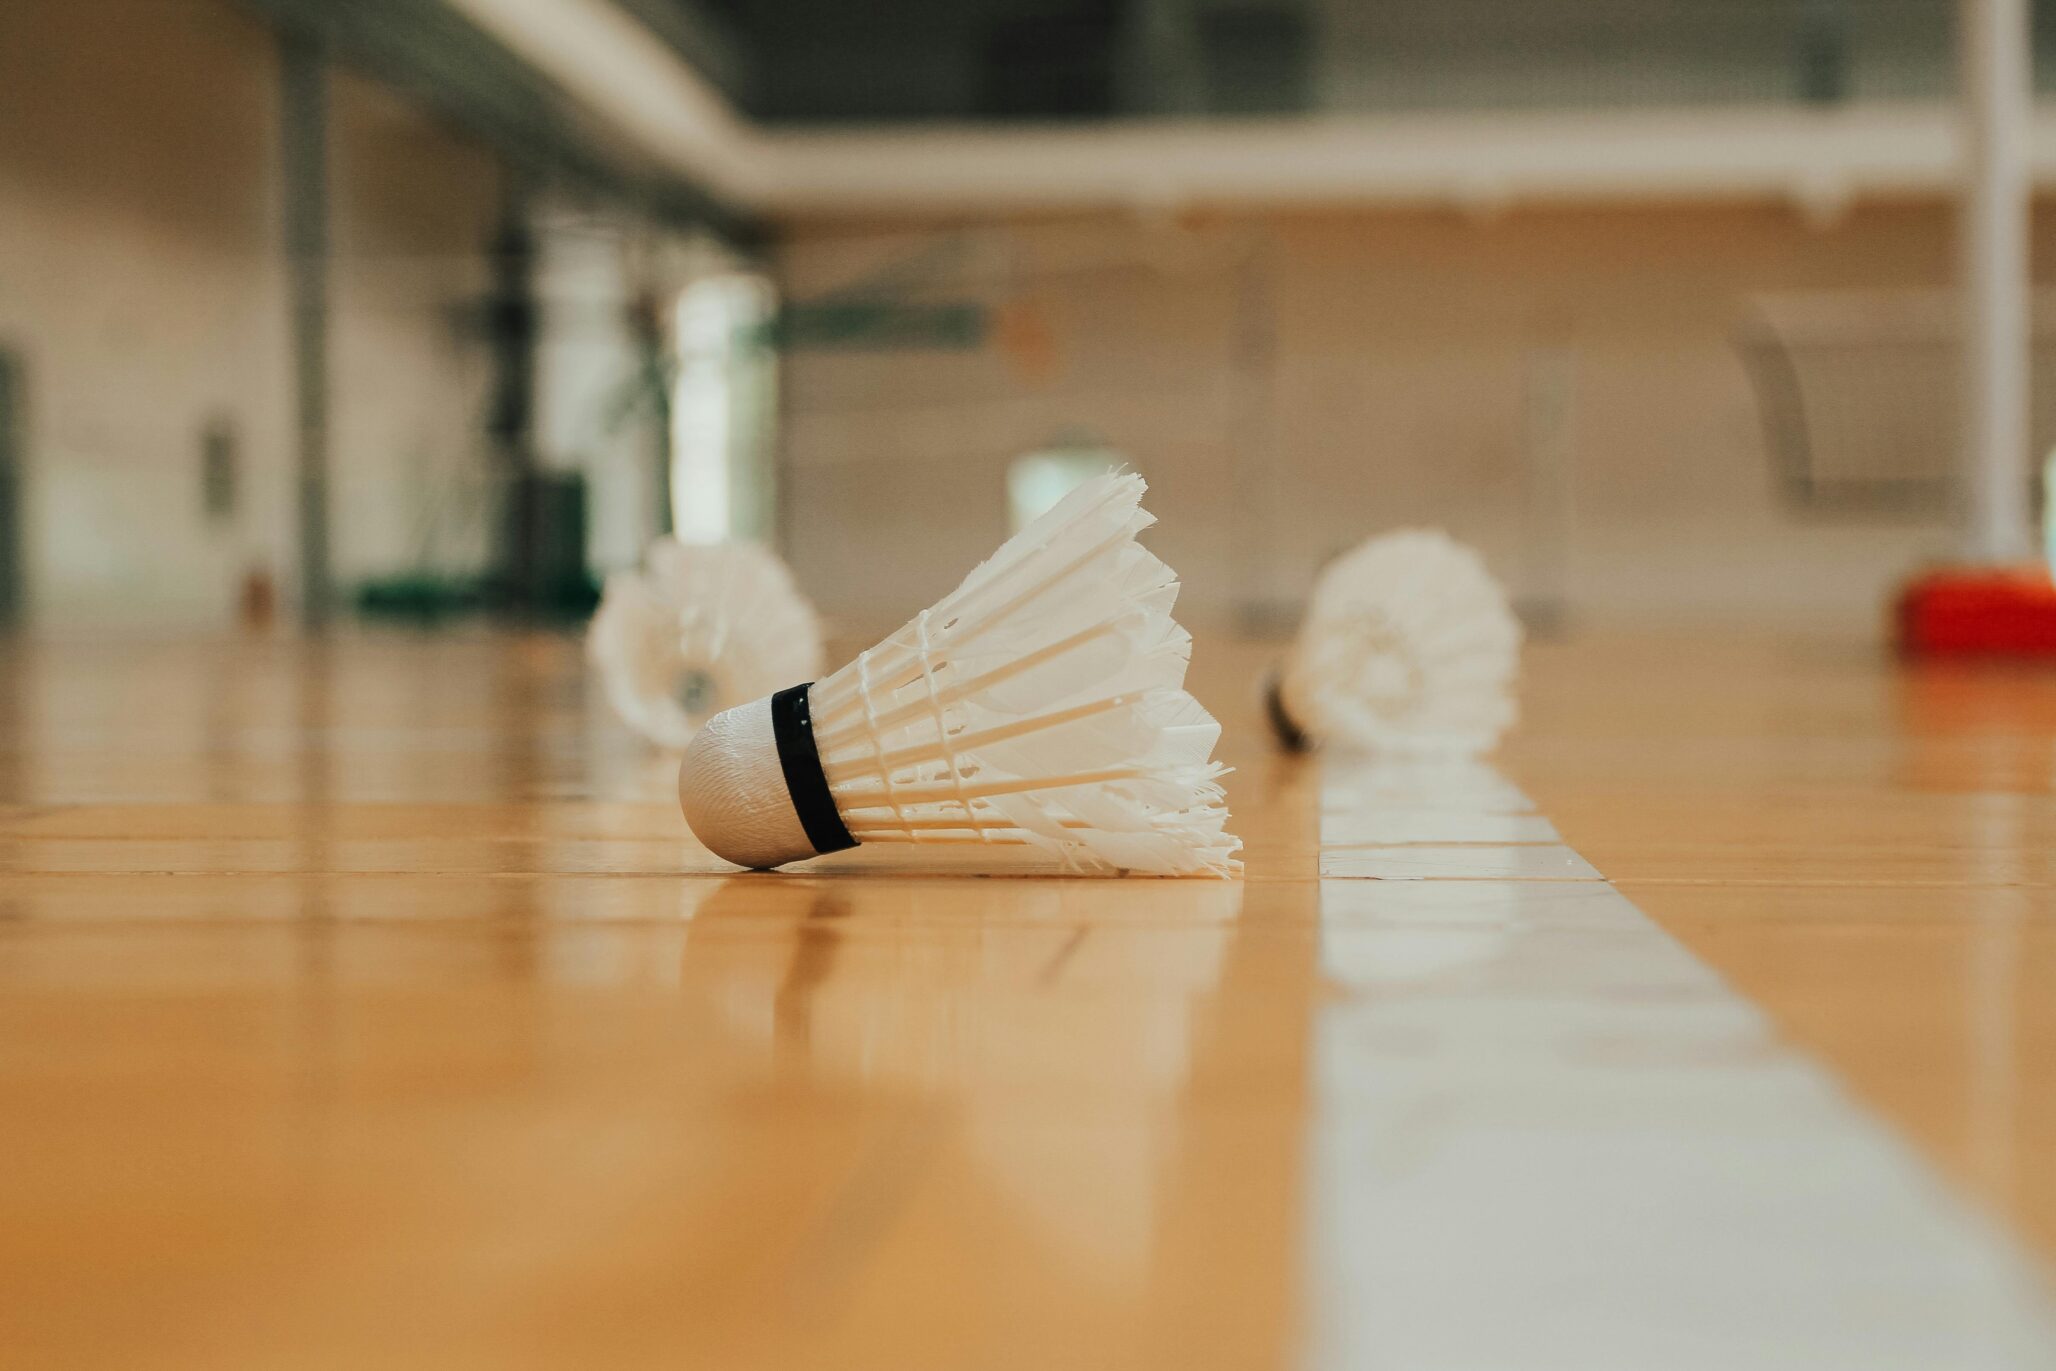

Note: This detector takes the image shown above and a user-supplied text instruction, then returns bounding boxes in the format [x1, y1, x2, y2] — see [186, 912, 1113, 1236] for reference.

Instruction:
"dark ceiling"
[664, 0, 2056, 124]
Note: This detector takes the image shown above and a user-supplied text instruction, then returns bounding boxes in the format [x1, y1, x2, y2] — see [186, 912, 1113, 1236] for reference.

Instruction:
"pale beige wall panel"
[0, 0, 506, 625]
[776, 203, 2012, 629]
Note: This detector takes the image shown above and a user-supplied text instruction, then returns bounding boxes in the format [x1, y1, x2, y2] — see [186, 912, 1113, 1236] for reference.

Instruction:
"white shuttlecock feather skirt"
[1276, 529, 1521, 757]
[589, 539, 823, 750]
[678, 473, 1240, 876]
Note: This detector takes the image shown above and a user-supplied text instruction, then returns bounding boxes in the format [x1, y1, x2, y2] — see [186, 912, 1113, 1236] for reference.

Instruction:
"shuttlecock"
[677, 473, 1239, 876]
[588, 539, 823, 750]
[1267, 530, 1521, 758]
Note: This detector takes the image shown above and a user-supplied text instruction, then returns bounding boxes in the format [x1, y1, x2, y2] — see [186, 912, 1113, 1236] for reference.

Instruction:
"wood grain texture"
[1511, 631, 2056, 1259]
[0, 631, 1314, 1370]
[0, 627, 2048, 1366]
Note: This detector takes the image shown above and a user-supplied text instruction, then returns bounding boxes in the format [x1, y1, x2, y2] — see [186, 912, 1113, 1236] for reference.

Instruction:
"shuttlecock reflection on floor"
[1270, 530, 1521, 759]
[588, 539, 823, 750]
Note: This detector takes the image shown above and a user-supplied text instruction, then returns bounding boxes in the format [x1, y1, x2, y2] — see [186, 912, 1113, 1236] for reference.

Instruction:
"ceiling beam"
[268, 0, 2056, 224]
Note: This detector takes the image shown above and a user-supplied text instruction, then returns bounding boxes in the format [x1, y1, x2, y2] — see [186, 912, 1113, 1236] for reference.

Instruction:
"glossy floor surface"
[0, 630, 2051, 1368]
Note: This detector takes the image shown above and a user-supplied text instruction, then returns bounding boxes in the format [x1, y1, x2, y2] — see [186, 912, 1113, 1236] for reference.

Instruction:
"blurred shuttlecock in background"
[1267, 529, 1522, 758]
[677, 473, 1239, 876]
[588, 539, 823, 750]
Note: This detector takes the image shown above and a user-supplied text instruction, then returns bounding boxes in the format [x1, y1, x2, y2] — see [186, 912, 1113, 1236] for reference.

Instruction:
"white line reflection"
[1306, 758, 2056, 1370]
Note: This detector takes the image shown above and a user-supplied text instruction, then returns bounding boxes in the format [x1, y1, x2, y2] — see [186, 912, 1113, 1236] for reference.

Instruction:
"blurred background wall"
[1, 0, 299, 627]
[0, 0, 730, 630]
[775, 205, 1994, 630]
[1, 1, 515, 627]
[0, 0, 2044, 634]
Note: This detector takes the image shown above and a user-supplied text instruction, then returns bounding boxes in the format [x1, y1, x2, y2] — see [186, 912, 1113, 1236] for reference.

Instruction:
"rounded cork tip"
[678, 695, 818, 870]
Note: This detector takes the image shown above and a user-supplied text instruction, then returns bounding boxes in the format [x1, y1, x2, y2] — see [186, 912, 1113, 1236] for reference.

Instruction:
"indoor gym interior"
[2, 1, 2055, 1367]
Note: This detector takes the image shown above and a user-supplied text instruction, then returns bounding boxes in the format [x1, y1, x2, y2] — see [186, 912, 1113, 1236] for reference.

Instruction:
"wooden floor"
[0, 628, 2051, 1367]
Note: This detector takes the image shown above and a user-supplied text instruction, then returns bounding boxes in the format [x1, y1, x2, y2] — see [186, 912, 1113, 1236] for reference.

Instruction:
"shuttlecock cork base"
[677, 473, 1239, 877]
[679, 684, 856, 870]
[1261, 668, 1310, 753]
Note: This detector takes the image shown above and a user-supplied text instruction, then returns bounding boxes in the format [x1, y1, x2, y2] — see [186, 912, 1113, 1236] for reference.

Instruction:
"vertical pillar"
[1959, 0, 2035, 564]
[486, 184, 543, 611]
[1229, 236, 1277, 631]
[1521, 345, 1577, 635]
[0, 352, 24, 629]
[280, 31, 332, 627]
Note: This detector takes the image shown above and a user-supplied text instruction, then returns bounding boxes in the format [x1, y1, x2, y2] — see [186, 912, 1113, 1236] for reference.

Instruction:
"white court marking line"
[1306, 756, 2056, 1371]
[1320, 811, 1561, 846]
[1320, 842, 1602, 881]
[1321, 759, 1536, 815]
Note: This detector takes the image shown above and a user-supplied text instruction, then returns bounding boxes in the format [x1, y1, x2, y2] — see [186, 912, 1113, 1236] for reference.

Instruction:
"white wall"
[0, 0, 293, 628]
[0, 0, 505, 629]
[329, 68, 504, 596]
[772, 204, 1986, 632]
[532, 205, 744, 573]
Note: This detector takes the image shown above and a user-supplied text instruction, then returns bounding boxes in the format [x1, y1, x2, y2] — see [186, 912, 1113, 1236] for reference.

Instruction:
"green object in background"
[499, 470, 592, 616]
[356, 574, 487, 624]
[355, 570, 599, 624]
[357, 470, 601, 624]
[756, 301, 986, 352]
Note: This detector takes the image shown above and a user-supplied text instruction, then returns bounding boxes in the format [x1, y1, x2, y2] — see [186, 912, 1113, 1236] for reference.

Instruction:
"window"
[671, 272, 777, 543]
[1007, 439, 1126, 533]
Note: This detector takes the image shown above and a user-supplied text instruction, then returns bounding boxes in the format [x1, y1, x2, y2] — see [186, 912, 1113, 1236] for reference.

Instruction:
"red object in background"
[1898, 565, 2056, 656]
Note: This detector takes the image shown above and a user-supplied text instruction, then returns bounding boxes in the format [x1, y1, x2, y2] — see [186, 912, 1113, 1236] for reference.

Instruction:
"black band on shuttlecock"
[1263, 669, 1311, 753]
[769, 683, 858, 856]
